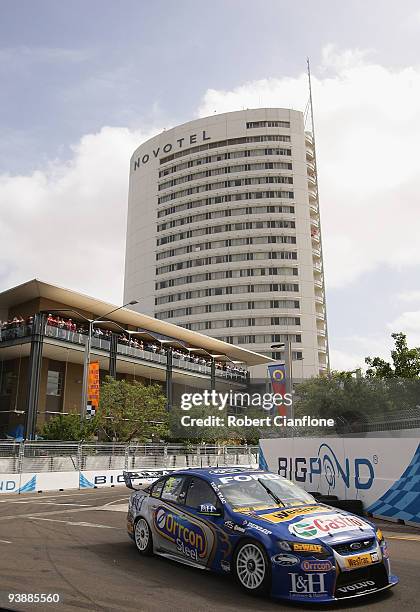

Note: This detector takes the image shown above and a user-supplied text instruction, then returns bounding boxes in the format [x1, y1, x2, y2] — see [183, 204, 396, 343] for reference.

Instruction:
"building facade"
[0, 279, 270, 438]
[124, 109, 328, 378]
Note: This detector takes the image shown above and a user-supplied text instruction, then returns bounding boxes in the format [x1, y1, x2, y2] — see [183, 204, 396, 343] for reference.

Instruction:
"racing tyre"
[134, 517, 153, 556]
[233, 539, 271, 596]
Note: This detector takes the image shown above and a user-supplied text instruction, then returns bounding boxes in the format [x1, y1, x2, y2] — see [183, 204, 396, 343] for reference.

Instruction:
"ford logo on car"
[271, 554, 299, 566]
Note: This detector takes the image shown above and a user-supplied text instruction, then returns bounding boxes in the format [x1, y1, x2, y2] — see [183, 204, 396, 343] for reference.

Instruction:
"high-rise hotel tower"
[124, 109, 328, 377]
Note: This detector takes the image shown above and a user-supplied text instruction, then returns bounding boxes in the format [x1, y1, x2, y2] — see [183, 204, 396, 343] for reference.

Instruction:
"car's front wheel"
[233, 539, 271, 596]
[134, 517, 153, 556]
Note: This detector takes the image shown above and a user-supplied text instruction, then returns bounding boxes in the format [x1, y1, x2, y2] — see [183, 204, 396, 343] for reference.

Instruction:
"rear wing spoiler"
[123, 469, 175, 490]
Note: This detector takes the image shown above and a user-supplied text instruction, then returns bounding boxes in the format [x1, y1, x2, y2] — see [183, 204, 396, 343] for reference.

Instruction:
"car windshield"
[218, 474, 315, 509]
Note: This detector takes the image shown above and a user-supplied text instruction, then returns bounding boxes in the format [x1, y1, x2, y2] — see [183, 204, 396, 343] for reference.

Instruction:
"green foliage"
[98, 377, 169, 442]
[41, 413, 99, 441]
[365, 332, 420, 379]
[292, 373, 389, 432]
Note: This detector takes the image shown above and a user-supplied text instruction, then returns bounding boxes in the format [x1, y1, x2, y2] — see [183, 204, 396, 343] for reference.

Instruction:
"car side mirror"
[197, 503, 222, 516]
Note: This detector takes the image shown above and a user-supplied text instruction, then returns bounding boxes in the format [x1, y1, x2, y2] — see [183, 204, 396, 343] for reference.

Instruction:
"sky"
[1, 0, 420, 371]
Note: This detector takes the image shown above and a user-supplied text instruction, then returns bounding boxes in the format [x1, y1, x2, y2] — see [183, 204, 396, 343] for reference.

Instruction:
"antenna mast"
[306, 57, 331, 373]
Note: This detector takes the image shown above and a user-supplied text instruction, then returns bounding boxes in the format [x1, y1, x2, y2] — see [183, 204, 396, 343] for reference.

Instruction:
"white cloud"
[198, 46, 420, 288]
[397, 291, 420, 303]
[329, 333, 393, 371]
[387, 311, 420, 344]
[329, 348, 365, 372]
[0, 125, 161, 303]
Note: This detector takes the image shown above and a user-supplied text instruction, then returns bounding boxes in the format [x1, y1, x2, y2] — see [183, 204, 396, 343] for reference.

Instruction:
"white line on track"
[96, 504, 128, 512]
[0, 492, 113, 502]
[101, 497, 129, 507]
[386, 534, 420, 541]
[0, 506, 101, 521]
[0, 539, 12, 543]
[12, 501, 92, 506]
[27, 516, 122, 530]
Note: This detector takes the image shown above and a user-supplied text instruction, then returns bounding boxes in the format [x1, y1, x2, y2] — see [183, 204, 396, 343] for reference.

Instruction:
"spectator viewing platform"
[0, 279, 271, 438]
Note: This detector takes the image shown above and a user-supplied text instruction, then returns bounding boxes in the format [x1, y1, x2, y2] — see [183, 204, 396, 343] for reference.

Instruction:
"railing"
[117, 342, 167, 366]
[0, 324, 32, 343]
[1, 324, 247, 382]
[0, 442, 259, 474]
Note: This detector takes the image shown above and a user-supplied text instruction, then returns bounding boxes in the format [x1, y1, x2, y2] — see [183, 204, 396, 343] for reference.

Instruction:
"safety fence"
[0, 442, 259, 475]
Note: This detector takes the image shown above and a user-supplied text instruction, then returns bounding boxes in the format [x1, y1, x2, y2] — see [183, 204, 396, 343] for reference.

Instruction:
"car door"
[149, 474, 221, 567]
[149, 474, 188, 557]
[181, 476, 225, 568]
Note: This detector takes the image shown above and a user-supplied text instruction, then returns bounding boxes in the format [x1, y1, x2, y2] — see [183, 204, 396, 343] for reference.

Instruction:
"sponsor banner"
[259, 505, 327, 524]
[288, 513, 371, 540]
[1, 464, 254, 495]
[36, 472, 79, 492]
[289, 572, 327, 598]
[272, 553, 299, 566]
[87, 361, 100, 408]
[80, 470, 129, 488]
[267, 364, 287, 416]
[0, 473, 79, 494]
[0, 473, 34, 494]
[336, 580, 376, 596]
[80, 468, 186, 489]
[153, 506, 208, 560]
[301, 559, 334, 572]
[259, 437, 420, 524]
[292, 543, 325, 553]
[345, 552, 378, 569]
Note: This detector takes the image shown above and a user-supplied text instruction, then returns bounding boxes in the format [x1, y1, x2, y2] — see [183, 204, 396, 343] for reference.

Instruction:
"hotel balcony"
[0, 279, 274, 438]
[305, 132, 314, 145]
[0, 324, 249, 384]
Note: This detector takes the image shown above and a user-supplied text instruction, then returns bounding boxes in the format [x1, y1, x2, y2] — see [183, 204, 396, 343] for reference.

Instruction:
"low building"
[0, 279, 271, 438]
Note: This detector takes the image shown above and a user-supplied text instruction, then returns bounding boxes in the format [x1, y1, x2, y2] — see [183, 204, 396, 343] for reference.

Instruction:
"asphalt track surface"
[0, 488, 419, 612]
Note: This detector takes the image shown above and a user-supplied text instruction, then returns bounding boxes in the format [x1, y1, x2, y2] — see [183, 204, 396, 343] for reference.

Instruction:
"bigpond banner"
[259, 437, 420, 525]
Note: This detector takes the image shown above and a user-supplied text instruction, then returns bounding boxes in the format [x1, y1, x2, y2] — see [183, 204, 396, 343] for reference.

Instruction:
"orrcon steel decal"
[153, 506, 208, 559]
[288, 513, 371, 539]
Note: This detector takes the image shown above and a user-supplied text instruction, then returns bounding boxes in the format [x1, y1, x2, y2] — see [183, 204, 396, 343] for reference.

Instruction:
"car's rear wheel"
[134, 517, 153, 556]
[233, 539, 271, 596]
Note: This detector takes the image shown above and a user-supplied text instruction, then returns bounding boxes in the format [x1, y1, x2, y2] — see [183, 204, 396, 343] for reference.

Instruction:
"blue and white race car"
[124, 467, 398, 602]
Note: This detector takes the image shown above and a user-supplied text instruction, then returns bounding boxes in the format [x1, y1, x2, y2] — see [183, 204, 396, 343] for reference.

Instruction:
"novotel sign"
[133, 130, 211, 170]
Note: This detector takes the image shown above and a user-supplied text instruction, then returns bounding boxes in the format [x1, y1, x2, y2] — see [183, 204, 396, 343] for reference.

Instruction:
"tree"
[365, 332, 420, 379]
[292, 372, 392, 433]
[41, 413, 99, 441]
[98, 377, 168, 442]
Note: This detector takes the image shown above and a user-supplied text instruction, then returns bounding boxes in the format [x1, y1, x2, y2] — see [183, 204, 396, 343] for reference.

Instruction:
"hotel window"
[246, 121, 290, 128]
[46, 370, 62, 396]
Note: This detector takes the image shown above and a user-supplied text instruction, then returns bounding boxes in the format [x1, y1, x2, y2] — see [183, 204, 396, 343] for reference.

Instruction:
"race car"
[124, 467, 398, 602]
